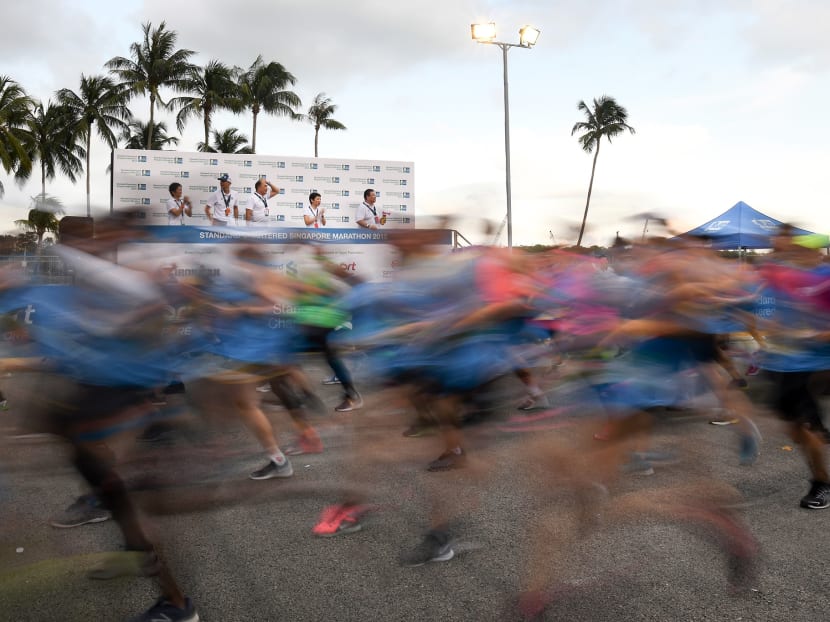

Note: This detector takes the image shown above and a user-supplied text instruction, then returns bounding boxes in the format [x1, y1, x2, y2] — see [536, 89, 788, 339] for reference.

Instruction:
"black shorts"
[767, 371, 825, 428]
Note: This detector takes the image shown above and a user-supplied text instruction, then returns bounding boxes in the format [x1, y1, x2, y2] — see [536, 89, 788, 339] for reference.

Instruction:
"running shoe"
[335, 395, 363, 412]
[50, 495, 112, 528]
[321, 375, 342, 385]
[249, 459, 294, 480]
[402, 530, 454, 566]
[128, 596, 198, 622]
[427, 449, 466, 472]
[87, 551, 159, 580]
[800, 480, 830, 509]
[312, 504, 366, 537]
[284, 436, 324, 456]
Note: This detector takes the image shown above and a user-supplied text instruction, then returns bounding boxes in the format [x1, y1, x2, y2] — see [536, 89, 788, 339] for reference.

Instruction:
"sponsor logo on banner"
[291, 162, 319, 170]
[290, 188, 313, 195]
[116, 182, 148, 191]
[257, 160, 279, 167]
[328, 203, 340, 210]
[324, 163, 350, 171]
[187, 156, 220, 165]
[119, 197, 151, 206]
[117, 154, 147, 163]
[294, 202, 304, 209]
[384, 165, 411, 173]
[120, 168, 152, 177]
[385, 191, 411, 199]
[160, 170, 189, 178]
[153, 155, 184, 164]
[349, 177, 375, 185]
[242, 187, 252, 194]
[276, 174, 303, 182]
[355, 164, 381, 172]
[313, 176, 340, 184]
[383, 178, 407, 186]
[276, 214, 286, 222]
[222, 159, 253, 168]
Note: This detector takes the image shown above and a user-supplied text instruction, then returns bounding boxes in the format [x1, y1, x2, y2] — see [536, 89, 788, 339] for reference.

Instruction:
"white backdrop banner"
[111, 149, 415, 228]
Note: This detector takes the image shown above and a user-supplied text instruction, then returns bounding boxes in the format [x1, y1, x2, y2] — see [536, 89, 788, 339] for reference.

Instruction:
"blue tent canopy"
[677, 201, 816, 249]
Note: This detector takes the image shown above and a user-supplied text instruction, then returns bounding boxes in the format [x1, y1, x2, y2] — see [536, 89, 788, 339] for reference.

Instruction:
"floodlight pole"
[477, 40, 531, 249]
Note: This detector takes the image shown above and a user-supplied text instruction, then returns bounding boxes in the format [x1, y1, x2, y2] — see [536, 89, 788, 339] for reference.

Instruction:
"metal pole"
[501, 44, 513, 249]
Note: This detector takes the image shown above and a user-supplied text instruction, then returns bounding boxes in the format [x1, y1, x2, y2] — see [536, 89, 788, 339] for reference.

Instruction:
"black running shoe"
[402, 530, 455, 567]
[249, 459, 294, 480]
[128, 596, 198, 622]
[800, 480, 830, 509]
[50, 495, 112, 528]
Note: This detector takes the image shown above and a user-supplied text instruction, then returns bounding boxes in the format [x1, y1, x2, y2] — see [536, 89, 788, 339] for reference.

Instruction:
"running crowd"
[1, 215, 829, 621]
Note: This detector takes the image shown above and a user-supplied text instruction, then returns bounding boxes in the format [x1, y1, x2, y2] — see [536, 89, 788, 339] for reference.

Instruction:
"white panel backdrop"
[111, 149, 415, 228]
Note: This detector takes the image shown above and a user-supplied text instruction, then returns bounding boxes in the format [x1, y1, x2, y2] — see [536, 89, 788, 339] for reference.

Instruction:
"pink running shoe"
[312, 504, 366, 537]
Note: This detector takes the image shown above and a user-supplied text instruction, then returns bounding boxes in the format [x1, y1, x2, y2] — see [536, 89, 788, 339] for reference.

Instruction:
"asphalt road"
[1, 358, 829, 621]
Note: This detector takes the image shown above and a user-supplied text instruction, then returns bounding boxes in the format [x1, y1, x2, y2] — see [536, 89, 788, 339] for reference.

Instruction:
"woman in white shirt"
[304, 192, 327, 228]
[166, 182, 193, 225]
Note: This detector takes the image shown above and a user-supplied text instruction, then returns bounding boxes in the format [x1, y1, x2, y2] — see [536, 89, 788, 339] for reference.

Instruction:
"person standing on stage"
[304, 192, 327, 228]
[166, 183, 193, 225]
[205, 173, 238, 226]
[355, 188, 387, 230]
[247, 177, 280, 225]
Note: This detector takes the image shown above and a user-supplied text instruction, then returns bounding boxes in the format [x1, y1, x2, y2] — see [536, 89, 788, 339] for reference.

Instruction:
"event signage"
[112, 149, 415, 228]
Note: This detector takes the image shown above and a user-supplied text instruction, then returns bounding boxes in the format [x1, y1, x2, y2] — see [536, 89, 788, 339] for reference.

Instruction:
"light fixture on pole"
[471, 21, 539, 248]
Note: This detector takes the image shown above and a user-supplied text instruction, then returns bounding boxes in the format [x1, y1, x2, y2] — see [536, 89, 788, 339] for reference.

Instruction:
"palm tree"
[15, 193, 64, 249]
[305, 93, 346, 157]
[0, 76, 34, 197]
[237, 56, 301, 153]
[121, 119, 179, 150]
[57, 75, 131, 216]
[105, 21, 195, 150]
[197, 128, 252, 154]
[171, 60, 241, 149]
[571, 95, 635, 247]
[25, 101, 85, 197]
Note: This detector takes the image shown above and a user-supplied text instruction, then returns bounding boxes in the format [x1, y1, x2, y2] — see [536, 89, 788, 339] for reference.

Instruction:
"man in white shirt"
[355, 188, 387, 230]
[166, 182, 193, 225]
[205, 173, 238, 226]
[304, 192, 327, 228]
[246, 176, 280, 225]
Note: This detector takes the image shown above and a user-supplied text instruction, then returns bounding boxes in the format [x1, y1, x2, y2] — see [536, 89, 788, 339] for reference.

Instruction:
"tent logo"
[751, 219, 778, 231]
[705, 220, 730, 231]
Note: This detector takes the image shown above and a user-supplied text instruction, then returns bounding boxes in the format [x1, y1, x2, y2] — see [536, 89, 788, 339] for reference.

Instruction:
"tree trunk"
[147, 95, 155, 150]
[41, 160, 46, 198]
[251, 109, 258, 154]
[204, 111, 211, 152]
[314, 126, 319, 158]
[85, 129, 92, 217]
[576, 141, 601, 247]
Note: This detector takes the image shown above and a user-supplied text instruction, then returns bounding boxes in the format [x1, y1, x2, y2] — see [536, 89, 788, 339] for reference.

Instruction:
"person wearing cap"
[246, 176, 280, 225]
[205, 173, 238, 226]
[166, 182, 193, 225]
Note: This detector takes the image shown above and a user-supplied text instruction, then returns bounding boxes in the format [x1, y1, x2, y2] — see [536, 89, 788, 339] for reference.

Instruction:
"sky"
[2, 0, 829, 247]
